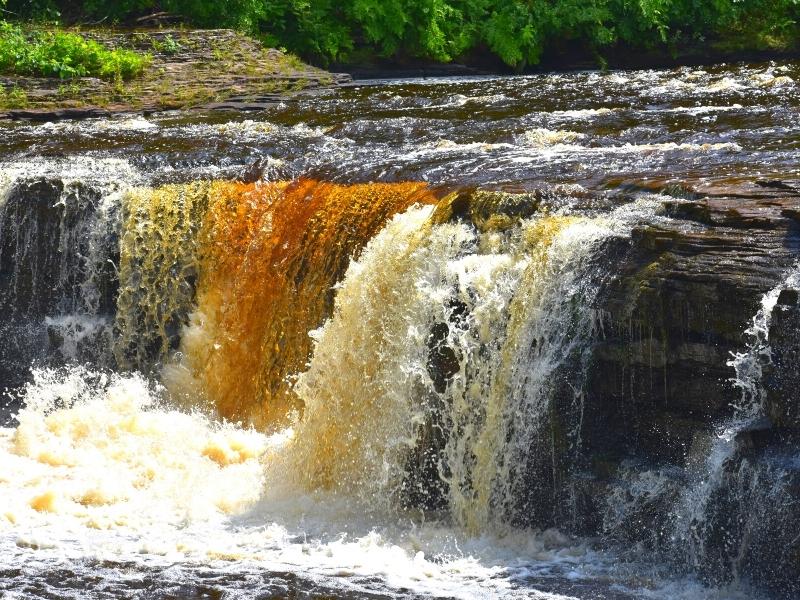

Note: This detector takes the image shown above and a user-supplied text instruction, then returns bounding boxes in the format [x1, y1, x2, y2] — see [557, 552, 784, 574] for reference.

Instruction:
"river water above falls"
[1, 61, 799, 600]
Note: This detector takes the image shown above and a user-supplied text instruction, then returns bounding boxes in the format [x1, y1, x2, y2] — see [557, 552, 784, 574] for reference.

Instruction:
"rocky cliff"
[1, 173, 799, 594]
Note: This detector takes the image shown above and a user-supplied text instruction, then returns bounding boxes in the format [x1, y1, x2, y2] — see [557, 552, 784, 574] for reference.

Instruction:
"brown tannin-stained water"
[1, 61, 799, 599]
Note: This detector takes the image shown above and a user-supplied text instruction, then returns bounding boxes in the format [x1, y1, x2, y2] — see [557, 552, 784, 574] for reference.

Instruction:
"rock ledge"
[0, 28, 351, 120]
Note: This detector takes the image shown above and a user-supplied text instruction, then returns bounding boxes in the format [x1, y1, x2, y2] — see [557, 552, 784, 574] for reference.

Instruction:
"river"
[0, 60, 799, 599]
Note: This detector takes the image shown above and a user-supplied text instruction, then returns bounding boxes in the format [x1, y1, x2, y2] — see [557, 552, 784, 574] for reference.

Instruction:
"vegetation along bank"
[3, 0, 800, 69]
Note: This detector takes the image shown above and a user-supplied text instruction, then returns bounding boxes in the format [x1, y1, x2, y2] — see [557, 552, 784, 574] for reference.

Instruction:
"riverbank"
[0, 28, 351, 120]
[337, 45, 800, 80]
[330, 14, 800, 80]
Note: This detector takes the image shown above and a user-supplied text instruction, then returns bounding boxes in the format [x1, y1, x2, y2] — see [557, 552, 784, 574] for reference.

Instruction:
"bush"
[0, 84, 28, 108]
[0, 21, 150, 80]
[3, 1, 800, 68]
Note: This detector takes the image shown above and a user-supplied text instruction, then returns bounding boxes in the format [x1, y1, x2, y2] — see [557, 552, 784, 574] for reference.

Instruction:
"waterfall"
[0, 169, 437, 427]
[163, 179, 438, 427]
[114, 182, 212, 371]
[281, 192, 663, 526]
[0, 159, 135, 386]
[0, 162, 796, 597]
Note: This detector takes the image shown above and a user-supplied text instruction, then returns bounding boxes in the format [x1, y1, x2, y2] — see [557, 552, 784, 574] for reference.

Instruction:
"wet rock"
[688, 445, 800, 596]
[430, 189, 542, 230]
[755, 179, 800, 195]
[0, 322, 47, 391]
[585, 186, 800, 468]
[601, 461, 685, 550]
[661, 199, 712, 224]
[765, 289, 800, 429]
[572, 185, 800, 593]
[0, 179, 96, 316]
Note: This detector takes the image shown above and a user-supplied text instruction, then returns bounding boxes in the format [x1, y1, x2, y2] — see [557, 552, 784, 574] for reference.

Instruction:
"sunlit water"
[2, 61, 798, 188]
[1, 60, 799, 599]
[0, 369, 763, 600]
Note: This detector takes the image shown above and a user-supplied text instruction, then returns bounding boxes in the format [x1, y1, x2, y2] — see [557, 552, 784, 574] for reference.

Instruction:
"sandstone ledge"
[0, 28, 351, 120]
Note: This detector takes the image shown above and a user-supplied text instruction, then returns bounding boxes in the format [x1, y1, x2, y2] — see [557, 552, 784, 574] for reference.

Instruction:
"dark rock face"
[0, 179, 112, 316]
[0, 177, 119, 392]
[581, 184, 800, 594]
[587, 185, 800, 466]
[765, 292, 800, 429]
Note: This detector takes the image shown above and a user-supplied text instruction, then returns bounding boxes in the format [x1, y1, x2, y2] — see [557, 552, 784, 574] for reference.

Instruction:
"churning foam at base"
[0, 365, 765, 600]
[1, 368, 268, 532]
[0, 367, 614, 600]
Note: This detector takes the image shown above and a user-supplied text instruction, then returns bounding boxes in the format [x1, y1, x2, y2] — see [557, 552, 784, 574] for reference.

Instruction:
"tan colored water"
[2, 59, 798, 599]
[164, 179, 437, 427]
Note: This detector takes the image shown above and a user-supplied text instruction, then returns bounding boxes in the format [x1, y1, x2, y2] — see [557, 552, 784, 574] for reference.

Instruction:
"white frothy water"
[524, 128, 586, 147]
[0, 157, 139, 187]
[0, 367, 613, 599]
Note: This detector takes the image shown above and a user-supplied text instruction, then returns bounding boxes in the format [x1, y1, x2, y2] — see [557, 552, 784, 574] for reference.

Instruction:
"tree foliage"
[5, 0, 800, 67]
[0, 20, 149, 79]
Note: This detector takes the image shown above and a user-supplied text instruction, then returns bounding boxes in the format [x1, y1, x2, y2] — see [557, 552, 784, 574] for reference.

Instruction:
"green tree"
[3, 0, 799, 68]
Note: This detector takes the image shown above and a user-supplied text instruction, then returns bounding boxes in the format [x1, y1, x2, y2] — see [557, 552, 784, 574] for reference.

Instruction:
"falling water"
[0, 180, 679, 598]
[727, 266, 800, 419]
[673, 266, 800, 582]
[283, 191, 664, 531]
[164, 179, 438, 426]
[114, 182, 213, 371]
[2, 60, 800, 599]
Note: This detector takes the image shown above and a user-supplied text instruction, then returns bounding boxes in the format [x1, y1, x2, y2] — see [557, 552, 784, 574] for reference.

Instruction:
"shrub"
[3, 0, 800, 68]
[0, 21, 150, 80]
[0, 84, 28, 108]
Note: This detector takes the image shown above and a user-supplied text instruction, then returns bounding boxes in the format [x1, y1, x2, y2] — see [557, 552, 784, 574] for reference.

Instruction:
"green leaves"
[0, 22, 149, 81]
[3, 0, 799, 69]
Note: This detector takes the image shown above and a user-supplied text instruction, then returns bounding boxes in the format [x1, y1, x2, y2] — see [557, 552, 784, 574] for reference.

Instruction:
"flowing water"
[1, 60, 799, 599]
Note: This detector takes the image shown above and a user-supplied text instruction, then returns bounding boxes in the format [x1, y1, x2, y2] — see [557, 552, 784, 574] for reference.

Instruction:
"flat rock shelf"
[0, 28, 352, 120]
